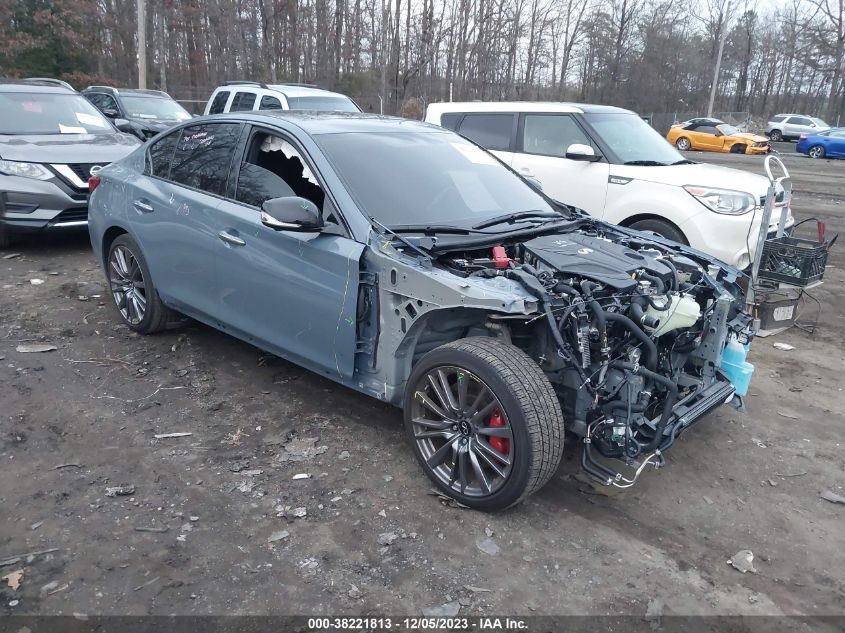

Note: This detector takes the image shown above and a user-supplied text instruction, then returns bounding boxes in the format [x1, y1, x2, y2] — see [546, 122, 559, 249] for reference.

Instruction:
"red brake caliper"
[488, 409, 510, 454]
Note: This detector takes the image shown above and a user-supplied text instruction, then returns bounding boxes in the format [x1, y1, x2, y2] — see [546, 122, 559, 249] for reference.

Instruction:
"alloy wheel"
[809, 146, 824, 159]
[409, 366, 514, 497]
[676, 138, 691, 151]
[109, 245, 147, 325]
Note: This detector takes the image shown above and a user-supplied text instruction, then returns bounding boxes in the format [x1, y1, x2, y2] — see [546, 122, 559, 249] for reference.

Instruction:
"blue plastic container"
[721, 336, 754, 397]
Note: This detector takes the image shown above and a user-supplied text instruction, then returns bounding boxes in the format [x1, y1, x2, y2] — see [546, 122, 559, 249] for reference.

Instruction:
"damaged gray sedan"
[88, 112, 754, 511]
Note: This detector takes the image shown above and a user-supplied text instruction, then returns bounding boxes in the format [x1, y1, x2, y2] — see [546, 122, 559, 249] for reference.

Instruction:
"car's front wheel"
[107, 234, 173, 334]
[808, 145, 825, 159]
[675, 137, 692, 151]
[769, 129, 783, 142]
[404, 337, 564, 511]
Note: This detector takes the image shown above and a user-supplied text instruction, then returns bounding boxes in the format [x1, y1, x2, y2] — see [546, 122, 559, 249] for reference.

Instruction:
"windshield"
[0, 92, 113, 135]
[718, 124, 740, 136]
[315, 130, 557, 228]
[584, 112, 684, 165]
[286, 95, 360, 112]
[121, 95, 191, 121]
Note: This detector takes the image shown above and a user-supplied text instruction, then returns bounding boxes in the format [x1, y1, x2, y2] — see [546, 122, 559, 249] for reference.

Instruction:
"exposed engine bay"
[434, 222, 754, 487]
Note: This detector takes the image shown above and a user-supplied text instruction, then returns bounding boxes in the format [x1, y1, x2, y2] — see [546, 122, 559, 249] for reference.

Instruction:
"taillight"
[88, 175, 101, 191]
[798, 135, 806, 141]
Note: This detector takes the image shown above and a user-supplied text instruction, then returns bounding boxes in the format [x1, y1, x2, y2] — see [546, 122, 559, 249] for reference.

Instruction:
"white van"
[204, 81, 360, 115]
[425, 102, 793, 269]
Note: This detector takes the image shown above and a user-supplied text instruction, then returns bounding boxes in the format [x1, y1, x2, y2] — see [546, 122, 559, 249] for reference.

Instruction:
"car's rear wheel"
[629, 218, 687, 245]
[730, 143, 747, 154]
[808, 145, 825, 159]
[675, 137, 692, 151]
[769, 129, 783, 142]
[107, 234, 173, 334]
[404, 337, 564, 511]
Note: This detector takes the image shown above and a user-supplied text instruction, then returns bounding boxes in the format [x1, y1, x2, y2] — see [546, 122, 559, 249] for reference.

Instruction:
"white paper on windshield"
[451, 142, 498, 165]
[449, 170, 500, 213]
[136, 114, 157, 119]
[76, 112, 107, 128]
[59, 124, 87, 134]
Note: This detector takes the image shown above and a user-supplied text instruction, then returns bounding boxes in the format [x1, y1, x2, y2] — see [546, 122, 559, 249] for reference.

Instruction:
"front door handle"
[218, 230, 245, 247]
[133, 198, 154, 213]
[518, 167, 535, 177]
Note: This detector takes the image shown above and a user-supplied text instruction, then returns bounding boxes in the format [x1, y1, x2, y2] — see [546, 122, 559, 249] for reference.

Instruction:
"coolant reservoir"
[644, 293, 701, 337]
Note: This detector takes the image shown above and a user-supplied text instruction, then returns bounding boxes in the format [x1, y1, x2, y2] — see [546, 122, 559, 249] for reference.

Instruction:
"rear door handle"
[133, 199, 154, 213]
[218, 230, 245, 247]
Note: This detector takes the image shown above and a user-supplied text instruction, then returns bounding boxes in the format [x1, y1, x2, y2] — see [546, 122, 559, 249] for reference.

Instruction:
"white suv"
[425, 101, 793, 269]
[203, 81, 360, 115]
[765, 114, 829, 142]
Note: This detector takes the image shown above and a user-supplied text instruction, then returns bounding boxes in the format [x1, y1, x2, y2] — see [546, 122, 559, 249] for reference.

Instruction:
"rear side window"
[457, 114, 514, 151]
[770, 115, 786, 123]
[147, 130, 180, 177]
[231, 92, 257, 112]
[260, 95, 283, 110]
[168, 123, 242, 195]
[698, 125, 719, 135]
[521, 114, 594, 157]
[439, 113, 461, 131]
[208, 91, 229, 114]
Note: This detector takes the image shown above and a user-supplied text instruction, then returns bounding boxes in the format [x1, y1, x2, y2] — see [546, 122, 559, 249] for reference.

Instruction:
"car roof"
[426, 101, 633, 115]
[212, 110, 442, 135]
[0, 79, 76, 93]
[84, 86, 172, 99]
[217, 82, 351, 100]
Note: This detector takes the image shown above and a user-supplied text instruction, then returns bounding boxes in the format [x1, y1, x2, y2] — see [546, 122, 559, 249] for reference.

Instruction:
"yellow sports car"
[667, 118, 771, 154]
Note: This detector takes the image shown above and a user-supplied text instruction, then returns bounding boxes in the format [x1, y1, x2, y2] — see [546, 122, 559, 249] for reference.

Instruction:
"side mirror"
[565, 143, 601, 162]
[113, 118, 133, 133]
[261, 196, 323, 232]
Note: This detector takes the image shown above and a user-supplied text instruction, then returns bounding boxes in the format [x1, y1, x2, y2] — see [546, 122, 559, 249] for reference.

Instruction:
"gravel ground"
[1, 147, 844, 622]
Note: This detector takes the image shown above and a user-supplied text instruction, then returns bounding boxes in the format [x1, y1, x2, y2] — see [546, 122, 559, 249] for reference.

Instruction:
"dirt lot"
[1, 148, 844, 623]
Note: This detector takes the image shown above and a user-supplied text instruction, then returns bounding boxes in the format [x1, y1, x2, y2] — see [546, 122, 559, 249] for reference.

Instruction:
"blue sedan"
[796, 127, 845, 159]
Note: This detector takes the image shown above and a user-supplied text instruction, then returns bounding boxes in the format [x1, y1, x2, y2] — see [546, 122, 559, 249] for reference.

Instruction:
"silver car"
[766, 114, 829, 142]
[87, 111, 754, 511]
[0, 79, 140, 248]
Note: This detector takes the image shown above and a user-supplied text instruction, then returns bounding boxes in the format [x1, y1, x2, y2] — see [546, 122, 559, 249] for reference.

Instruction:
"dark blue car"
[796, 127, 845, 159]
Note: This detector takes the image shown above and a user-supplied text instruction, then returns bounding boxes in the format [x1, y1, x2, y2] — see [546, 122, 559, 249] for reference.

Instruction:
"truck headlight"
[683, 185, 755, 215]
[0, 160, 53, 181]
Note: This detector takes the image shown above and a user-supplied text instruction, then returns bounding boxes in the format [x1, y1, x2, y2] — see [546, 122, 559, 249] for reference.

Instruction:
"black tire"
[0, 228, 14, 250]
[403, 337, 564, 511]
[730, 143, 747, 154]
[629, 218, 688, 245]
[808, 145, 825, 159]
[675, 137, 692, 151]
[769, 129, 782, 142]
[107, 234, 174, 334]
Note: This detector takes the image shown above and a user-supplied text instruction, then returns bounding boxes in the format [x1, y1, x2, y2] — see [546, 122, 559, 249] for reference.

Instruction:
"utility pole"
[706, 1, 730, 117]
[137, 0, 147, 89]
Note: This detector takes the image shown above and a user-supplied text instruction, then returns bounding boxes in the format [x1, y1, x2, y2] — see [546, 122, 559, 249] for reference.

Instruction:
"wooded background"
[1, 0, 842, 125]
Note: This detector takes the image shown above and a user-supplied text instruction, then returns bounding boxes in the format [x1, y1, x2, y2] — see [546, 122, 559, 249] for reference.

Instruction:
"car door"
[785, 116, 813, 138]
[828, 130, 845, 157]
[212, 126, 364, 379]
[510, 113, 609, 213]
[454, 113, 517, 165]
[692, 125, 723, 151]
[128, 121, 243, 321]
